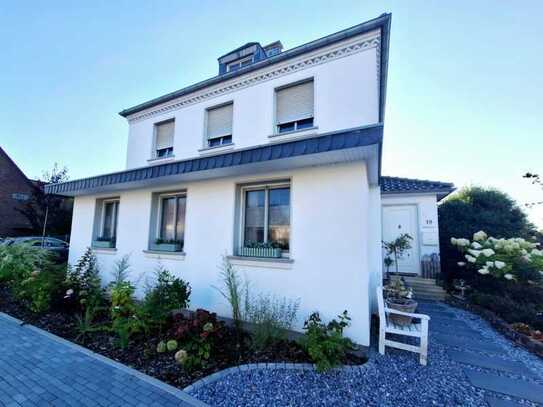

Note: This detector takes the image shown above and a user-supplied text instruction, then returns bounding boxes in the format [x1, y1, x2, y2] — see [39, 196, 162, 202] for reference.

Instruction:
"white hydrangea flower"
[494, 261, 506, 269]
[471, 242, 483, 249]
[481, 249, 495, 257]
[468, 249, 482, 257]
[465, 254, 476, 263]
[504, 273, 514, 280]
[473, 231, 488, 241]
[457, 262, 466, 267]
[478, 268, 490, 275]
[486, 261, 494, 267]
[451, 237, 458, 245]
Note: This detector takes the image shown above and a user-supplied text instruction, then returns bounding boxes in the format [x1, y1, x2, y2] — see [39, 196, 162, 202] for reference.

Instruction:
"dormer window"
[154, 120, 174, 158]
[206, 103, 233, 147]
[226, 56, 254, 72]
[276, 79, 314, 134]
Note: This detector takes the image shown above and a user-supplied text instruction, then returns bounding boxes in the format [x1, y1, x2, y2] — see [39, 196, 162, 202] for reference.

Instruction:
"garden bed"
[0, 286, 365, 389]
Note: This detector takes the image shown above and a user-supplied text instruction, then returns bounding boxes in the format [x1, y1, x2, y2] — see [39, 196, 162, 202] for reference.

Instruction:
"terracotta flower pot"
[386, 299, 418, 326]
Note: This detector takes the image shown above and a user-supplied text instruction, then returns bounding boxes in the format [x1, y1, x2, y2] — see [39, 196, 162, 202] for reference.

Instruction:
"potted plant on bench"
[384, 277, 417, 326]
[238, 241, 282, 258]
[93, 236, 116, 249]
[151, 238, 183, 252]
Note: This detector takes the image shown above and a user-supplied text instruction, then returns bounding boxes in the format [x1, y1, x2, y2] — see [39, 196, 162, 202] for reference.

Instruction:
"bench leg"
[379, 327, 385, 355]
[419, 319, 429, 366]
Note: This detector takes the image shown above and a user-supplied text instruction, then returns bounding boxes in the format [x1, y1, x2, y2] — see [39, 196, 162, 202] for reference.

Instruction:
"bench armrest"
[384, 307, 430, 320]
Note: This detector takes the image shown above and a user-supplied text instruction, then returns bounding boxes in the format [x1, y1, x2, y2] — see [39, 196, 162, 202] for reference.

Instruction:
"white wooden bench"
[377, 286, 430, 365]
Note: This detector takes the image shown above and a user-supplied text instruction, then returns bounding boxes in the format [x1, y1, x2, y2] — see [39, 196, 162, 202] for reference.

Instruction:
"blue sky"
[1, 1, 542, 227]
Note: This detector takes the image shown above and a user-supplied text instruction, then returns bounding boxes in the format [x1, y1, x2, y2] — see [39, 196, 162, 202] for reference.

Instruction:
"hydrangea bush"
[452, 230, 543, 283]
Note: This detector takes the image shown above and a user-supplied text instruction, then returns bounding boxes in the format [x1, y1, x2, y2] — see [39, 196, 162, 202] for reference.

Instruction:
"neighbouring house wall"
[0, 148, 34, 237]
[68, 162, 373, 345]
[367, 185, 382, 314]
[380, 193, 441, 261]
[125, 30, 380, 169]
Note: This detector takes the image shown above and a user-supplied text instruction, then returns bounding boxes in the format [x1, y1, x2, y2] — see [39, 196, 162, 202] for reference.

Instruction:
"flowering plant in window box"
[239, 242, 282, 258]
[93, 236, 116, 248]
[151, 239, 183, 252]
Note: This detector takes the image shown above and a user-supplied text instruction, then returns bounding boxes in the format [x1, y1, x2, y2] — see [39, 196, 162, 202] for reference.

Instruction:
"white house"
[46, 13, 454, 346]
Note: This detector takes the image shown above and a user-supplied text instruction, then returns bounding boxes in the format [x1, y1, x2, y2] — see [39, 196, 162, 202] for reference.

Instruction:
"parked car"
[1, 237, 69, 263]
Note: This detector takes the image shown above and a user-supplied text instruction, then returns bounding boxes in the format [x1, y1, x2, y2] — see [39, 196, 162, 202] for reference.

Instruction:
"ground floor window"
[93, 198, 119, 248]
[241, 183, 290, 253]
[155, 193, 186, 250]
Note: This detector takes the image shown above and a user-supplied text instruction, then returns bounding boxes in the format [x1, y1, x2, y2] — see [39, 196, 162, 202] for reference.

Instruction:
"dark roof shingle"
[381, 176, 455, 200]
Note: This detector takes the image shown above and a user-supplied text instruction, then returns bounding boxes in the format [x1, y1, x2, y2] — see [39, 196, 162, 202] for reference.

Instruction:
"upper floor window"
[276, 80, 314, 134]
[206, 103, 233, 148]
[227, 56, 253, 72]
[154, 120, 174, 158]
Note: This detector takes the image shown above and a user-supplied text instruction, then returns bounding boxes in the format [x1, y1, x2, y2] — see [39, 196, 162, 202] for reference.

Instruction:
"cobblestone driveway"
[0, 313, 206, 407]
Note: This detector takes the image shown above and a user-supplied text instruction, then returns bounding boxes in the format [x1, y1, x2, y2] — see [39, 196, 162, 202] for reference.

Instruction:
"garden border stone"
[183, 361, 369, 394]
[0, 312, 208, 407]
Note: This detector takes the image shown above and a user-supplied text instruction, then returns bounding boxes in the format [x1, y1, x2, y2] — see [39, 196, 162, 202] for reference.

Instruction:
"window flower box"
[151, 240, 183, 252]
[238, 246, 282, 258]
[93, 239, 115, 249]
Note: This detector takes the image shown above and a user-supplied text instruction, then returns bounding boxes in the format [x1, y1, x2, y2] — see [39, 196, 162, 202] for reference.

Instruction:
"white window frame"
[274, 78, 315, 135]
[239, 181, 291, 255]
[100, 199, 119, 240]
[153, 118, 175, 159]
[226, 56, 253, 72]
[155, 191, 187, 243]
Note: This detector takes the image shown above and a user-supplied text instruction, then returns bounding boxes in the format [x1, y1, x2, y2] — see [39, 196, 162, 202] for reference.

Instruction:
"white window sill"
[198, 143, 235, 155]
[268, 126, 318, 141]
[143, 250, 186, 261]
[92, 247, 117, 255]
[148, 155, 175, 164]
[227, 256, 293, 270]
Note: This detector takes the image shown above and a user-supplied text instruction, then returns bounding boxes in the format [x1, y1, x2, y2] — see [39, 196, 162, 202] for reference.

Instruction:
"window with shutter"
[154, 120, 174, 158]
[206, 103, 233, 147]
[276, 80, 314, 134]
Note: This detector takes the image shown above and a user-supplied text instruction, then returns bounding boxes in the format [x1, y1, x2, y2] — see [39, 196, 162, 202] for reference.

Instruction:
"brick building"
[0, 147, 35, 237]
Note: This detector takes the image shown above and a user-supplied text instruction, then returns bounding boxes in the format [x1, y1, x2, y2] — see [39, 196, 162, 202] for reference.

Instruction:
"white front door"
[382, 205, 420, 274]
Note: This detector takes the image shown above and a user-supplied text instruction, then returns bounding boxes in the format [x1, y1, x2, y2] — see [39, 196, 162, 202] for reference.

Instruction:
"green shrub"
[109, 258, 145, 349]
[299, 311, 355, 372]
[142, 266, 191, 333]
[245, 293, 300, 350]
[64, 247, 103, 310]
[0, 243, 65, 313]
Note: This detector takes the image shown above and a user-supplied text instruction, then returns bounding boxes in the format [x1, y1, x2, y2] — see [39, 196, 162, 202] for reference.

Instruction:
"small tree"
[16, 163, 73, 238]
[382, 233, 413, 276]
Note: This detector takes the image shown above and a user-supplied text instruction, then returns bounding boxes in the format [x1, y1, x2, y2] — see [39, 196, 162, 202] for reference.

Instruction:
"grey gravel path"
[191, 301, 543, 407]
[0, 313, 206, 407]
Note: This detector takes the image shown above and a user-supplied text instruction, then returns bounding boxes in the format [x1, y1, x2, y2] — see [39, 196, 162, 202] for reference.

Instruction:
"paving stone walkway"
[0, 313, 206, 407]
[418, 301, 543, 406]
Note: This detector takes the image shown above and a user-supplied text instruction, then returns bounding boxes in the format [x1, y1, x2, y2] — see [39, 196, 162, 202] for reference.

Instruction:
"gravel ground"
[191, 303, 543, 407]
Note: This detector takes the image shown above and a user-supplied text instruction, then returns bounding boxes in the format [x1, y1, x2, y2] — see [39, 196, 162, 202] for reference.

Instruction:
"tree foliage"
[16, 163, 73, 237]
[439, 186, 536, 283]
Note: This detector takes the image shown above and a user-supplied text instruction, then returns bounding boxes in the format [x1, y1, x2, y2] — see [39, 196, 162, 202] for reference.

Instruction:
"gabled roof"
[381, 176, 455, 200]
[119, 13, 391, 120]
[0, 147, 36, 190]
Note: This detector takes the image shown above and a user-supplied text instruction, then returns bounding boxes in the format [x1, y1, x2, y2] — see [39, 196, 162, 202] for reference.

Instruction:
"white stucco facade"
[124, 29, 380, 169]
[69, 162, 375, 345]
[381, 193, 442, 275]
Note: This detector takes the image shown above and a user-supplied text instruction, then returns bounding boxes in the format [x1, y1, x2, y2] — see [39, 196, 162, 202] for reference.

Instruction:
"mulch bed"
[0, 286, 365, 389]
[447, 296, 543, 359]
